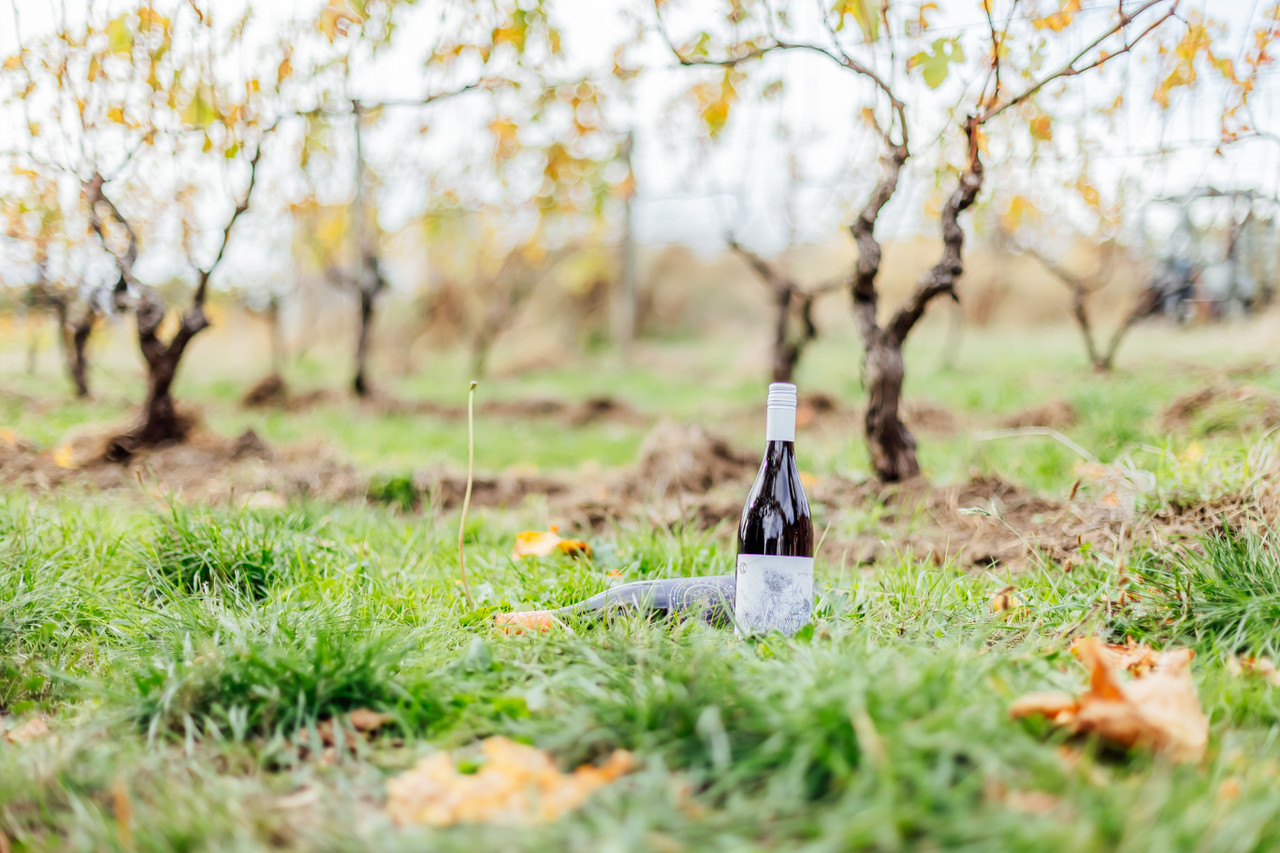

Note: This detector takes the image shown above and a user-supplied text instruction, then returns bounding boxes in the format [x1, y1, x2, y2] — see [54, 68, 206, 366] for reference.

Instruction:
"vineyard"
[5, 0, 1280, 850]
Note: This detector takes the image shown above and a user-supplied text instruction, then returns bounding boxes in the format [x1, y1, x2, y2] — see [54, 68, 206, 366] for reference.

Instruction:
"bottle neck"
[765, 406, 796, 443]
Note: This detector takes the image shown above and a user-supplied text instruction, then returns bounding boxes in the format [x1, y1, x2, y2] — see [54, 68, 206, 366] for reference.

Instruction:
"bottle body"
[495, 575, 734, 633]
[734, 383, 814, 635]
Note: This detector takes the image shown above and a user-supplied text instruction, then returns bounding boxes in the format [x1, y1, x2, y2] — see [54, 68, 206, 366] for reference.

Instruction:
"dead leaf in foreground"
[989, 585, 1025, 613]
[494, 609, 556, 634]
[513, 526, 592, 559]
[386, 736, 633, 827]
[1010, 637, 1207, 762]
[4, 716, 49, 745]
[1227, 655, 1280, 686]
[347, 708, 393, 732]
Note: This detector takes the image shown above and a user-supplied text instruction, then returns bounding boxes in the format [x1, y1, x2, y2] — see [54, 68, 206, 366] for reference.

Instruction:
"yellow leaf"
[52, 443, 77, 469]
[318, 2, 361, 42]
[278, 56, 292, 82]
[3, 54, 21, 71]
[386, 737, 633, 827]
[1010, 637, 1207, 762]
[1030, 114, 1052, 141]
[513, 527, 592, 559]
[105, 15, 134, 55]
[989, 585, 1025, 613]
[107, 105, 126, 124]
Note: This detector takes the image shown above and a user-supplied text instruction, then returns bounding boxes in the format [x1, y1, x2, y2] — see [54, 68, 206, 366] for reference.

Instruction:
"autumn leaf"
[318, 1, 361, 42]
[513, 526, 592, 559]
[494, 609, 556, 634]
[492, 9, 529, 51]
[1227, 655, 1280, 686]
[833, 0, 881, 43]
[386, 737, 633, 827]
[347, 709, 393, 732]
[5, 716, 49, 745]
[989, 584, 1025, 614]
[106, 15, 134, 56]
[908, 38, 965, 89]
[1010, 637, 1207, 762]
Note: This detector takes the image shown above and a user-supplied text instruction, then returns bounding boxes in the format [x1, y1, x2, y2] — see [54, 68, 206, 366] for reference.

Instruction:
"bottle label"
[734, 554, 814, 636]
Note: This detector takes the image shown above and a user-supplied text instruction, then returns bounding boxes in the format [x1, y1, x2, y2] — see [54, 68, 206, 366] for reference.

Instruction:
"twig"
[458, 380, 478, 609]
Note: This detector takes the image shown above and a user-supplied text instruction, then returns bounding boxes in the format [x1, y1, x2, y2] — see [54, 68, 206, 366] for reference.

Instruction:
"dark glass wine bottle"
[734, 382, 814, 636]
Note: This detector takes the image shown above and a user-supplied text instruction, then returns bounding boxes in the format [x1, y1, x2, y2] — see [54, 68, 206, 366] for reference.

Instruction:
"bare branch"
[981, 0, 1178, 124]
[82, 172, 139, 293]
[193, 119, 279, 305]
[651, 1, 908, 147]
[726, 234, 790, 296]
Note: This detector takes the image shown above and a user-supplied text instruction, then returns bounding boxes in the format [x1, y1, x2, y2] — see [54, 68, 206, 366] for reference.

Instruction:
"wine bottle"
[495, 575, 735, 633]
[734, 382, 814, 636]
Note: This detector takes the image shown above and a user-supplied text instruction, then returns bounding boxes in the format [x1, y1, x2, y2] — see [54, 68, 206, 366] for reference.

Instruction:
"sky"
[2, 0, 1278, 290]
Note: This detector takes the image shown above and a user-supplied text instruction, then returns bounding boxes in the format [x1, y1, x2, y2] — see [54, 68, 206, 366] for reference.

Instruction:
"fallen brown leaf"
[1010, 637, 1207, 762]
[1074, 637, 1183, 678]
[347, 708, 393, 732]
[1227, 655, 1280, 686]
[386, 736, 633, 827]
[494, 610, 556, 634]
[4, 716, 48, 745]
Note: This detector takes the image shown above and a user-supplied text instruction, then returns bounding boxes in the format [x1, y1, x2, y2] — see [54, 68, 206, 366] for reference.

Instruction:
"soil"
[241, 374, 289, 409]
[793, 393, 966, 436]
[0, 423, 367, 506]
[1158, 383, 1280, 434]
[262, 387, 648, 427]
[998, 398, 1079, 430]
[8, 406, 1277, 574]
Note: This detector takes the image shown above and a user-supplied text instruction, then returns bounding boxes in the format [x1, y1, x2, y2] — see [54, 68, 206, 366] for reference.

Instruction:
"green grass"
[6, 320, 1280, 850]
[4, 493, 1280, 850]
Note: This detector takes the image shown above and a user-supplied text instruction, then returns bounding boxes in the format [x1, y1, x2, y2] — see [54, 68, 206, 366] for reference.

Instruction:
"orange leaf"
[348, 709, 393, 732]
[5, 716, 49, 745]
[386, 737, 633, 826]
[494, 610, 556, 634]
[1011, 637, 1207, 762]
[513, 528, 592, 559]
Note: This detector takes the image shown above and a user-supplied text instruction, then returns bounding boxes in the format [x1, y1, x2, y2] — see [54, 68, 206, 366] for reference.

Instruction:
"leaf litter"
[1010, 637, 1207, 762]
[385, 737, 633, 827]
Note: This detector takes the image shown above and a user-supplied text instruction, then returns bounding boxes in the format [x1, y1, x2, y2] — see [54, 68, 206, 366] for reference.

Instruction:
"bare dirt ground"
[5, 388, 1278, 573]
[1158, 382, 1280, 434]
[240, 375, 648, 427]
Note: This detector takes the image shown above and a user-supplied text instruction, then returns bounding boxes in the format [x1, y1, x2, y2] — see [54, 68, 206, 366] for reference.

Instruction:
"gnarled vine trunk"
[353, 287, 375, 397]
[66, 307, 95, 398]
[862, 332, 917, 481]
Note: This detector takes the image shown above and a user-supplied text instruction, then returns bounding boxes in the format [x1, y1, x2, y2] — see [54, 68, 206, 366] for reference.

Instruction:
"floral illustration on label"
[734, 554, 814, 636]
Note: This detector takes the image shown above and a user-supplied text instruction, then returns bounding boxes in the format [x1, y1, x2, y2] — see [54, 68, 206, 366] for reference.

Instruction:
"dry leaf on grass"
[4, 716, 49, 745]
[386, 736, 633, 827]
[989, 585, 1025, 613]
[1075, 637, 1180, 678]
[513, 526, 592, 559]
[494, 609, 556, 634]
[1227, 656, 1280, 686]
[1010, 637, 1207, 762]
[347, 708, 393, 732]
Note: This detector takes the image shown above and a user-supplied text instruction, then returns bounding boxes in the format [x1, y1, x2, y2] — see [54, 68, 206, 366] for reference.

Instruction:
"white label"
[734, 554, 814, 636]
